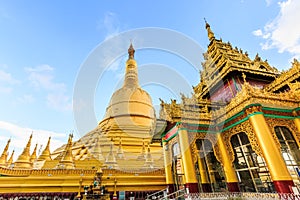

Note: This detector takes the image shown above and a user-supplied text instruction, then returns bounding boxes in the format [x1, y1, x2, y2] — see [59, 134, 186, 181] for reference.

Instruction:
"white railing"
[187, 192, 300, 200]
[159, 188, 185, 200]
[146, 188, 168, 200]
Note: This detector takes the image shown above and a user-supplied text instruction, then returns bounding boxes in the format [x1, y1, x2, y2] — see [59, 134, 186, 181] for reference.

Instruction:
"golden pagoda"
[0, 43, 165, 199]
[160, 21, 300, 195]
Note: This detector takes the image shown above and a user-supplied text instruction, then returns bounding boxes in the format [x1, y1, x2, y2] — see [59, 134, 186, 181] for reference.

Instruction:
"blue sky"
[0, 0, 299, 159]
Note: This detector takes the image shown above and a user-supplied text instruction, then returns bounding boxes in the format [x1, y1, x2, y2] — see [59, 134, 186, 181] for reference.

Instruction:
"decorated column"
[293, 108, 300, 147]
[163, 141, 175, 193]
[178, 126, 199, 193]
[196, 151, 212, 192]
[246, 104, 294, 193]
[216, 133, 240, 192]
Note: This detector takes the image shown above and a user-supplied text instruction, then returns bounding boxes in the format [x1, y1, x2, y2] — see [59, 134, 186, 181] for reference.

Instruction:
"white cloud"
[47, 93, 72, 111]
[0, 121, 67, 162]
[25, 65, 72, 111]
[252, 29, 263, 36]
[97, 11, 124, 40]
[16, 94, 35, 104]
[0, 86, 12, 93]
[103, 12, 120, 39]
[266, 0, 273, 6]
[25, 64, 54, 73]
[25, 64, 65, 91]
[0, 70, 19, 84]
[253, 0, 300, 58]
[0, 69, 20, 93]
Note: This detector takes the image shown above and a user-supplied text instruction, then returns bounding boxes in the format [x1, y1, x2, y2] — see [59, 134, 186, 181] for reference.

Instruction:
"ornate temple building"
[160, 22, 300, 195]
[1, 22, 300, 199]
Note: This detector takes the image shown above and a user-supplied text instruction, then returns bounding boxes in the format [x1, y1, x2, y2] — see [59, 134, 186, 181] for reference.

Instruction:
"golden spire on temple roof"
[14, 134, 33, 169]
[7, 150, 14, 167]
[57, 134, 74, 169]
[30, 143, 38, 163]
[38, 137, 52, 161]
[0, 139, 10, 167]
[204, 18, 215, 41]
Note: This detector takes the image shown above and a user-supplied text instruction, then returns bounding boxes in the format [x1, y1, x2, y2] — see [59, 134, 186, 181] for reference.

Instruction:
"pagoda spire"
[124, 42, 139, 88]
[204, 18, 215, 41]
[14, 134, 33, 169]
[0, 139, 10, 167]
[105, 140, 117, 167]
[116, 137, 124, 159]
[92, 136, 104, 160]
[30, 144, 38, 163]
[137, 140, 146, 160]
[38, 137, 52, 161]
[144, 144, 154, 168]
[57, 134, 74, 169]
[7, 150, 14, 167]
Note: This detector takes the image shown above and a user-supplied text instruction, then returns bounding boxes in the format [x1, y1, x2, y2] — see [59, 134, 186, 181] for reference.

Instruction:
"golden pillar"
[293, 109, 300, 147]
[163, 141, 175, 193]
[246, 105, 294, 193]
[196, 151, 212, 192]
[217, 133, 240, 192]
[178, 127, 199, 193]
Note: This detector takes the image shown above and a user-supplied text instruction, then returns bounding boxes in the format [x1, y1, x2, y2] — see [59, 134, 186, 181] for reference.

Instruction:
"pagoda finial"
[128, 42, 135, 59]
[38, 136, 52, 161]
[204, 18, 215, 41]
[0, 139, 11, 166]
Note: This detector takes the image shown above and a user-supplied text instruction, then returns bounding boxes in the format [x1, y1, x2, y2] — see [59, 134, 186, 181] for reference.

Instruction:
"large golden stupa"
[75, 43, 161, 164]
[0, 44, 166, 199]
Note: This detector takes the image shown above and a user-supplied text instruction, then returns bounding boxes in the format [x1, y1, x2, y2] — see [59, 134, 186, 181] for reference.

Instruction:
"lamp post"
[76, 177, 83, 199]
[113, 177, 118, 200]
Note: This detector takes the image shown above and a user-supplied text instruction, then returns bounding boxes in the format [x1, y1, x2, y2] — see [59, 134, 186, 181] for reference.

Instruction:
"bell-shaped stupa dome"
[99, 43, 156, 137]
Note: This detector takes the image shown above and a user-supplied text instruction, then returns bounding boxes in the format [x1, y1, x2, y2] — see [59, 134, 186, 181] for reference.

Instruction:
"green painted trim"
[263, 107, 293, 112]
[178, 128, 188, 131]
[186, 123, 209, 127]
[162, 105, 300, 141]
[264, 114, 295, 120]
[221, 117, 249, 132]
[243, 103, 262, 111]
[248, 112, 264, 117]
[224, 111, 245, 124]
[294, 107, 300, 112]
[188, 129, 212, 133]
